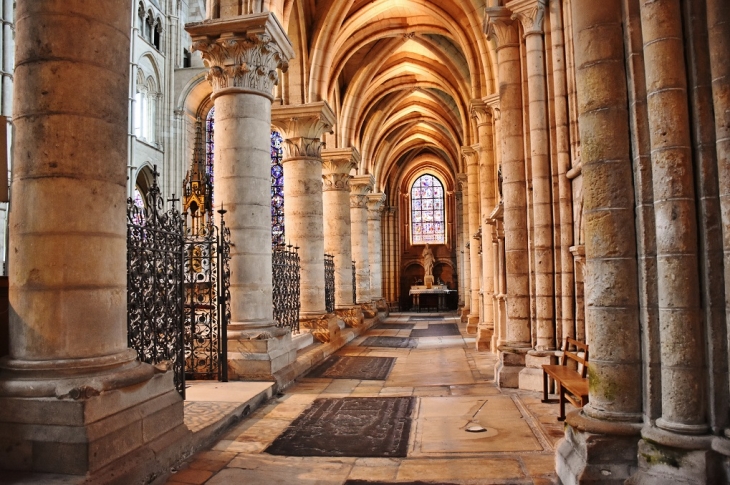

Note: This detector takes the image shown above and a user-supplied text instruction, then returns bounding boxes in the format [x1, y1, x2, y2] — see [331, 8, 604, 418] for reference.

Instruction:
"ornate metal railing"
[182, 209, 230, 383]
[127, 178, 185, 397]
[324, 253, 335, 313]
[272, 243, 300, 333]
[352, 260, 357, 304]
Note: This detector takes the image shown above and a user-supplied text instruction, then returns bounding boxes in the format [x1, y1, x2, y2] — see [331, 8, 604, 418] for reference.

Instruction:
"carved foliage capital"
[323, 173, 351, 192]
[461, 145, 480, 167]
[456, 173, 468, 192]
[350, 194, 369, 209]
[508, 0, 546, 36]
[281, 137, 324, 159]
[367, 193, 386, 217]
[485, 7, 520, 48]
[192, 33, 289, 97]
[470, 99, 492, 127]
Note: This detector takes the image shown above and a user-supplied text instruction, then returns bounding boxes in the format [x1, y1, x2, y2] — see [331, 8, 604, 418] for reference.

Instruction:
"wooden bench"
[542, 337, 589, 421]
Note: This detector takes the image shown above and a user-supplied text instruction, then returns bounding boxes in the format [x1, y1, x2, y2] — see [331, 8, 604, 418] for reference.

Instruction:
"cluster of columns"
[478, 0, 730, 483]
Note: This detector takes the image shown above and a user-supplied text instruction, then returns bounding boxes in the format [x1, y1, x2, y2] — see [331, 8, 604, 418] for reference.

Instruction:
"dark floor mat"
[410, 323, 461, 337]
[361, 336, 418, 348]
[409, 316, 445, 321]
[307, 356, 396, 380]
[374, 323, 415, 330]
[345, 482, 459, 485]
[265, 397, 415, 457]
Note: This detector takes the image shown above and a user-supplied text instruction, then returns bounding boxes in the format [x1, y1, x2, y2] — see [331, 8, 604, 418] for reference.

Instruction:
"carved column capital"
[322, 147, 361, 175]
[323, 173, 351, 192]
[506, 0, 546, 36]
[271, 101, 337, 160]
[461, 145, 480, 167]
[485, 7, 520, 49]
[187, 13, 294, 100]
[457, 173, 469, 192]
[484, 93, 501, 120]
[350, 194, 369, 209]
[367, 193, 386, 219]
[350, 174, 375, 196]
[470, 99, 493, 127]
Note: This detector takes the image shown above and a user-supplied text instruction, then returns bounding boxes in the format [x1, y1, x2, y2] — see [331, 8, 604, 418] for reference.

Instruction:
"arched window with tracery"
[411, 174, 445, 244]
[271, 131, 285, 246]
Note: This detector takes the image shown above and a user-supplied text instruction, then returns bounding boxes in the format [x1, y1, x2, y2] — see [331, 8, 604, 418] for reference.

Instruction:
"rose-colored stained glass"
[411, 174, 445, 244]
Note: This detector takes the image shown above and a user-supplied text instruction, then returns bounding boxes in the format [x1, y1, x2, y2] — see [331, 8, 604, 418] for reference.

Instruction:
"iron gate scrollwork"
[324, 253, 335, 313]
[183, 209, 230, 382]
[273, 243, 300, 333]
[352, 260, 357, 304]
[127, 176, 185, 397]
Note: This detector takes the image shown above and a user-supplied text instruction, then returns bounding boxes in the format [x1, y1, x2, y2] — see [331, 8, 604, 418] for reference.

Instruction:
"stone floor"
[165, 312, 567, 484]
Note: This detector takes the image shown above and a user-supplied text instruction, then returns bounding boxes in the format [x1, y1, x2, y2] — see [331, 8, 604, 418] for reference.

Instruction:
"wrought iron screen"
[182, 209, 230, 382]
[352, 260, 357, 304]
[324, 253, 335, 313]
[127, 178, 185, 397]
[272, 244, 300, 333]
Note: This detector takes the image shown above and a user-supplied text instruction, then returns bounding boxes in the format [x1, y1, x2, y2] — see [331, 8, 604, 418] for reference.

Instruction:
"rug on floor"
[409, 323, 461, 337]
[265, 397, 416, 457]
[361, 336, 418, 348]
[307, 356, 396, 380]
[374, 323, 415, 330]
[409, 316, 445, 321]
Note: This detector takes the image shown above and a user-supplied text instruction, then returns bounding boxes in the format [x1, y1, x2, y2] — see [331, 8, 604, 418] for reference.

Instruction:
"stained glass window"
[411, 174, 445, 244]
[205, 107, 215, 189]
[271, 131, 285, 246]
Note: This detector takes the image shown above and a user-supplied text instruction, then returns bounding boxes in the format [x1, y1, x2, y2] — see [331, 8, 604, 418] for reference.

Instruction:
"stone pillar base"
[374, 298, 389, 315]
[335, 306, 365, 328]
[361, 302, 378, 319]
[556, 411, 642, 485]
[626, 426, 722, 484]
[494, 347, 528, 388]
[460, 307, 470, 323]
[301, 313, 341, 344]
[227, 327, 297, 380]
[0, 367, 186, 477]
[476, 324, 494, 351]
[466, 315, 480, 334]
[518, 350, 557, 391]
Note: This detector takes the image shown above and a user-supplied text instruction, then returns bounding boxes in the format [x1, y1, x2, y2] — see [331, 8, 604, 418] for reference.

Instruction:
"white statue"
[422, 243, 434, 278]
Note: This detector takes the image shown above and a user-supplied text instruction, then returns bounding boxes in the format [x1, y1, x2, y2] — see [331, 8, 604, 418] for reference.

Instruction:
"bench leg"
[542, 370, 549, 403]
[557, 384, 566, 422]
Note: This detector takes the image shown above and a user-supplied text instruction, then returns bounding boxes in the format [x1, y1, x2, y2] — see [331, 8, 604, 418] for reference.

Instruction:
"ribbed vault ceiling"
[271, 0, 496, 191]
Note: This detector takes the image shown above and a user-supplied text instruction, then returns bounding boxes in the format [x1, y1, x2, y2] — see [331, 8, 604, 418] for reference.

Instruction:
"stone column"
[471, 100, 496, 350]
[189, 14, 292, 331]
[272, 102, 336, 320]
[548, 0, 575, 346]
[463, 146, 482, 330]
[455, 190, 465, 308]
[486, 7, 532, 387]
[707, 0, 730, 441]
[350, 175, 374, 305]
[556, 1, 643, 482]
[188, 14, 295, 376]
[641, 0, 706, 435]
[457, 173, 471, 321]
[0, 1, 184, 476]
[508, 0, 555, 351]
[368, 193, 386, 307]
[321, 148, 359, 312]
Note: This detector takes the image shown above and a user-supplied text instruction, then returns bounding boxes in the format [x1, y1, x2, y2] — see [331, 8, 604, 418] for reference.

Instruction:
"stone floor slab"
[308, 356, 396, 380]
[361, 336, 418, 349]
[409, 323, 461, 337]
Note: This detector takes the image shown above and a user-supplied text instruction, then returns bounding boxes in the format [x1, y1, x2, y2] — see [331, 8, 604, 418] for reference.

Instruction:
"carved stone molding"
[360, 303, 377, 319]
[470, 99, 493, 127]
[507, 0, 546, 36]
[300, 315, 332, 343]
[485, 93, 501, 120]
[187, 13, 294, 99]
[485, 7, 520, 49]
[322, 147, 361, 175]
[323, 173, 351, 192]
[461, 145, 480, 167]
[457, 173, 468, 192]
[350, 174, 375, 197]
[367, 193, 387, 219]
[335, 307, 364, 328]
[271, 101, 336, 160]
[350, 194, 369, 209]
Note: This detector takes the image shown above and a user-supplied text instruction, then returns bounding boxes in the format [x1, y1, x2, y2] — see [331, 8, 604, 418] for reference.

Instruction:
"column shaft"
[640, 0, 706, 434]
[464, 147, 482, 328]
[368, 193, 386, 301]
[487, 9, 531, 347]
[350, 176, 374, 304]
